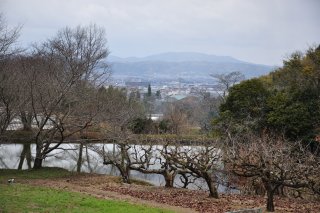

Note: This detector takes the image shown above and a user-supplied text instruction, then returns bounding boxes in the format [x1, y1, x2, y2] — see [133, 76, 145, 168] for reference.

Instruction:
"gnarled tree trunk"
[119, 166, 131, 184]
[204, 173, 219, 198]
[264, 181, 279, 212]
[163, 170, 176, 187]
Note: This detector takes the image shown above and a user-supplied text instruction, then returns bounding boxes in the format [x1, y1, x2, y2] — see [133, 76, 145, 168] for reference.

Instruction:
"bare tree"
[226, 133, 319, 212]
[129, 143, 181, 187]
[92, 86, 144, 183]
[0, 14, 22, 135]
[210, 71, 244, 100]
[97, 132, 142, 184]
[0, 60, 20, 134]
[17, 143, 32, 170]
[97, 142, 189, 187]
[102, 142, 133, 183]
[167, 143, 223, 198]
[17, 25, 110, 169]
[164, 102, 188, 134]
[197, 92, 221, 132]
[0, 14, 21, 60]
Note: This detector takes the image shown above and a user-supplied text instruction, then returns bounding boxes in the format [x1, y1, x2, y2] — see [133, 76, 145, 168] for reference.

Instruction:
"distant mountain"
[109, 52, 242, 63]
[107, 52, 276, 82]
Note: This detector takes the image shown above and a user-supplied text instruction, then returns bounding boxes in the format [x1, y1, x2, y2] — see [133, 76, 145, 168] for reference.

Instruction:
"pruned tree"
[102, 142, 132, 183]
[225, 133, 318, 212]
[92, 86, 144, 183]
[167, 142, 223, 198]
[129, 143, 181, 188]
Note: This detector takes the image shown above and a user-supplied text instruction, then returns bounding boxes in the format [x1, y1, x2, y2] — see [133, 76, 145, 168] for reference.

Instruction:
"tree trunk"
[119, 167, 131, 184]
[18, 112, 33, 170]
[76, 143, 83, 172]
[18, 143, 32, 170]
[204, 174, 219, 198]
[163, 170, 175, 187]
[266, 189, 275, 212]
[275, 185, 285, 197]
[20, 111, 32, 131]
[34, 142, 43, 169]
[17, 145, 27, 170]
[208, 181, 219, 198]
[119, 144, 130, 184]
[264, 182, 279, 212]
[33, 157, 43, 169]
[86, 145, 92, 173]
[26, 144, 32, 169]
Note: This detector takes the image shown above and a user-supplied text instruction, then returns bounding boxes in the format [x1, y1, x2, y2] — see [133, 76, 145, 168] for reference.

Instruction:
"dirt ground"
[24, 174, 320, 213]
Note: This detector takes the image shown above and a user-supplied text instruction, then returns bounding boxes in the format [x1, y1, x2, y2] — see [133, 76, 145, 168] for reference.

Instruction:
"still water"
[0, 143, 235, 193]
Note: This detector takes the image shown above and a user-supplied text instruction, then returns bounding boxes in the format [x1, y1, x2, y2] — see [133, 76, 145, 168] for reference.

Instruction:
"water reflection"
[0, 143, 237, 193]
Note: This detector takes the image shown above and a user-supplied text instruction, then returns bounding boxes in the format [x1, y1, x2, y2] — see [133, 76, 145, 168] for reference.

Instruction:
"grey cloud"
[1, 0, 319, 65]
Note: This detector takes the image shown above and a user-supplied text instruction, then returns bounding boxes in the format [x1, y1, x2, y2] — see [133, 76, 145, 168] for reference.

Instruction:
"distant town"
[111, 79, 221, 101]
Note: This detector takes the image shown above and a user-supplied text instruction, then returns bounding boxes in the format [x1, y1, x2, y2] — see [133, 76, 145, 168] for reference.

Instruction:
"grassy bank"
[0, 167, 153, 186]
[0, 184, 172, 213]
[0, 167, 73, 182]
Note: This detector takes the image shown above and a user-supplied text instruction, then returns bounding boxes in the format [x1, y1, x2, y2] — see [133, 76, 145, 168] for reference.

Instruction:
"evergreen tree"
[147, 84, 152, 97]
[156, 90, 161, 99]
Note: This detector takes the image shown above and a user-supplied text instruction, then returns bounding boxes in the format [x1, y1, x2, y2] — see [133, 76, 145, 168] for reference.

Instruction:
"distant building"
[125, 81, 150, 88]
[172, 94, 188, 100]
[148, 114, 163, 121]
[6, 115, 55, 130]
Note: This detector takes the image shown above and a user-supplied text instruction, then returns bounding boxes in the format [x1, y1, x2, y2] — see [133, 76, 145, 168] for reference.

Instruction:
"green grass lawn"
[0, 167, 153, 186]
[0, 167, 73, 181]
[0, 184, 173, 213]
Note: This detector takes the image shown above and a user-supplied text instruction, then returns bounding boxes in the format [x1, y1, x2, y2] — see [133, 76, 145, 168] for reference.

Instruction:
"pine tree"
[147, 84, 152, 97]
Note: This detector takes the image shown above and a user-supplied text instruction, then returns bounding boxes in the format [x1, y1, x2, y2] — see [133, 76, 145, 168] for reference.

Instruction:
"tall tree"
[267, 46, 320, 141]
[210, 71, 245, 101]
[18, 25, 110, 169]
[155, 90, 161, 99]
[0, 14, 21, 60]
[147, 84, 152, 97]
[0, 14, 22, 135]
[215, 78, 269, 135]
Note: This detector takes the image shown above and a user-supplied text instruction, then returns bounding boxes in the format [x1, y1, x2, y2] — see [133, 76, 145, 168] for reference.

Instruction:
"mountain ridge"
[107, 52, 276, 82]
[108, 52, 243, 63]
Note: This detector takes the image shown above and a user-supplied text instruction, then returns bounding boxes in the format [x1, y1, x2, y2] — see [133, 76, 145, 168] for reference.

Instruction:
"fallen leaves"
[27, 174, 320, 213]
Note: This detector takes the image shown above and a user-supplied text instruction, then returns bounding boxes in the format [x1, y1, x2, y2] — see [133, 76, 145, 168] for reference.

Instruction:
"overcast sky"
[1, 0, 319, 65]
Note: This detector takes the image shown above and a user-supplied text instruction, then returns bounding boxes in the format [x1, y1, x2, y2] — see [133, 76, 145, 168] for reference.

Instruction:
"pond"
[0, 143, 238, 193]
